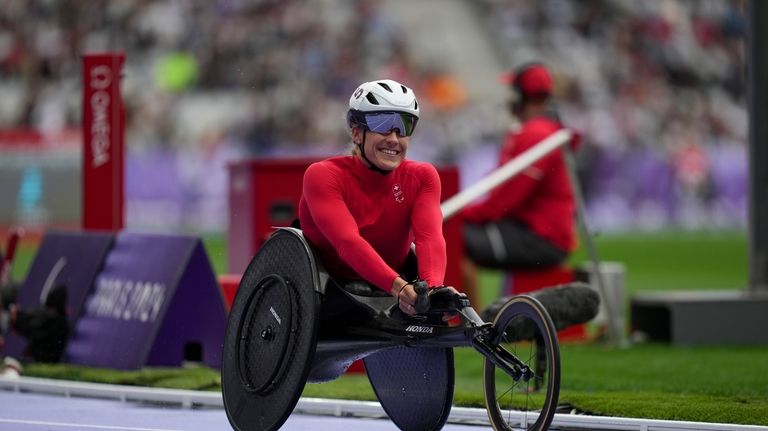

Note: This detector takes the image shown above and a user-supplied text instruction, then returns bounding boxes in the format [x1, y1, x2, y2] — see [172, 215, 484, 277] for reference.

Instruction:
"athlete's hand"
[433, 285, 462, 296]
[392, 278, 418, 315]
[430, 286, 465, 323]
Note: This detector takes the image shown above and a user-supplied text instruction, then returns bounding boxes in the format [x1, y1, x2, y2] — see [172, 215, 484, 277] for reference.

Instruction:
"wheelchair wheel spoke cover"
[365, 346, 454, 431]
[222, 229, 320, 431]
[238, 274, 296, 394]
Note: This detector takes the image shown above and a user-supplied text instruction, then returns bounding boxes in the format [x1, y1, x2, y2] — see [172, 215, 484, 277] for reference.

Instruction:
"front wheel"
[483, 295, 560, 431]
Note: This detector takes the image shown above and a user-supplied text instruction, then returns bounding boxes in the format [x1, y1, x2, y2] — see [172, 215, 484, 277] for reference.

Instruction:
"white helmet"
[346, 80, 419, 172]
[348, 79, 419, 118]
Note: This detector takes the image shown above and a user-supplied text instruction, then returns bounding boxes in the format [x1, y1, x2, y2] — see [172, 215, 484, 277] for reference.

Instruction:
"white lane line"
[0, 418, 184, 431]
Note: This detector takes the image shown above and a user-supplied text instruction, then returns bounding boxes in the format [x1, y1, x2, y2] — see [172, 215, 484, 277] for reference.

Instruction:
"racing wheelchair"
[222, 228, 561, 431]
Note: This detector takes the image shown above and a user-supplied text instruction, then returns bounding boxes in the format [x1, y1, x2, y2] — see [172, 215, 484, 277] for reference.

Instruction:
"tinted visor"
[363, 112, 418, 137]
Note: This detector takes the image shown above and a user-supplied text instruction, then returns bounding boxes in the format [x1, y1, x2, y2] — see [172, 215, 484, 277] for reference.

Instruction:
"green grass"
[9, 243, 37, 283]
[24, 343, 768, 426]
[568, 229, 749, 294]
[556, 344, 768, 425]
[200, 233, 229, 276]
[25, 363, 222, 391]
[10, 229, 767, 425]
[301, 344, 768, 426]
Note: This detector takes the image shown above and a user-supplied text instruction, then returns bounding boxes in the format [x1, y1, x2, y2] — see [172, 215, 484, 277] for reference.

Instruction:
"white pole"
[440, 128, 573, 220]
[563, 145, 623, 346]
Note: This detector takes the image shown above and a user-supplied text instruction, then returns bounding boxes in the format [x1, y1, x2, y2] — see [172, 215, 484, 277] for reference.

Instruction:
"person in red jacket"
[461, 63, 577, 307]
[299, 79, 460, 316]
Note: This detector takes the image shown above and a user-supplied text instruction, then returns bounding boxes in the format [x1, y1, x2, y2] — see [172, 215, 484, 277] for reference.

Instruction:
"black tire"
[222, 230, 321, 431]
[483, 296, 560, 431]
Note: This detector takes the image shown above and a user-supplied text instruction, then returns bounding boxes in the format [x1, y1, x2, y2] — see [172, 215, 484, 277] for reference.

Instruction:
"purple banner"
[66, 232, 227, 369]
[2, 230, 114, 359]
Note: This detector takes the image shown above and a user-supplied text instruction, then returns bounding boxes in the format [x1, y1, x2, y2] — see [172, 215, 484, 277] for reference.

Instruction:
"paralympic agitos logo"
[392, 184, 404, 203]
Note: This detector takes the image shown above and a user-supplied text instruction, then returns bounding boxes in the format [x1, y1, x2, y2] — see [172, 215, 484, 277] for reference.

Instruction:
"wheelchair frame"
[222, 228, 560, 431]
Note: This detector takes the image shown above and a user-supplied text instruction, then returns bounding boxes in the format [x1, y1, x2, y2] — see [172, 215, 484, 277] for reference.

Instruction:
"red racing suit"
[461, 115, 576, 254]
[299, 155, 446, 293]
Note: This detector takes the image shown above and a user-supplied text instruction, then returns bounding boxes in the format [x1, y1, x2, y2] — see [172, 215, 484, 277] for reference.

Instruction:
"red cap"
[500, 63, 553, 98]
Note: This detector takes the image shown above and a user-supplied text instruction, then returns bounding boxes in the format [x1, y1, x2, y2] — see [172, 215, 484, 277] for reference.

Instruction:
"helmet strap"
[359, 130, 391, 175]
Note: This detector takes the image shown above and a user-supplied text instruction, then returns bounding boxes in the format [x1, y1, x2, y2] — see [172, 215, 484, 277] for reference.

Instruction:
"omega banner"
[82, 53, 125, 231]
[66, 232, 228, 369]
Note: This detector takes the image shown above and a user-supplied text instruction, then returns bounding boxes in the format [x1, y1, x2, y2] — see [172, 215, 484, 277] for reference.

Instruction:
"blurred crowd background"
[0, 0, 748, 233]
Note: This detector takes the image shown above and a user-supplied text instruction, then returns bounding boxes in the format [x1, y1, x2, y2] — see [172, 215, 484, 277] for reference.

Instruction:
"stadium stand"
[0, 0, 747, 232]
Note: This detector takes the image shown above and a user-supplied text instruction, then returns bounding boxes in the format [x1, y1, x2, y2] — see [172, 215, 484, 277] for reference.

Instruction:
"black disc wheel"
[483, 295, 560, 431]
[222, 229, 321, 431]
[365, 346, 454, 431]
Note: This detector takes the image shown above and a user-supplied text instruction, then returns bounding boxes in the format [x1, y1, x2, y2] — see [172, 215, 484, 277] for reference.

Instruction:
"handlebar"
[412, 280, 430, 313]
[411, 280, 470, 314]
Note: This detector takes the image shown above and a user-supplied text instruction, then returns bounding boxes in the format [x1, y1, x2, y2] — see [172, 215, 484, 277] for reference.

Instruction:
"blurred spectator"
[155, 51, 199, 93]
[0, 278, 17, 340]
[479, 0, 746, 230]
[0, 356, 23, 377]
[0, 0, 748, 232]
[0, 228, 21, 343]
[9, 283, 69, 363]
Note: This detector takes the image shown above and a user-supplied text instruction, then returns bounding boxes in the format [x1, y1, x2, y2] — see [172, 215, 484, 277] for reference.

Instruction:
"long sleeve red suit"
[461, 116, 576, 253]
[299, 156, 446, 293]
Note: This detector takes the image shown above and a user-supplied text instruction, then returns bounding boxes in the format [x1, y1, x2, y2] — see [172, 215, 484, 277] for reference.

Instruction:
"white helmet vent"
[366, 93, 380, 105]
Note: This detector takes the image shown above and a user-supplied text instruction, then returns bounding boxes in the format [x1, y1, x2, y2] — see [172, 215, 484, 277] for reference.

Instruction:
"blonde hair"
[349, 124, 362, 156]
